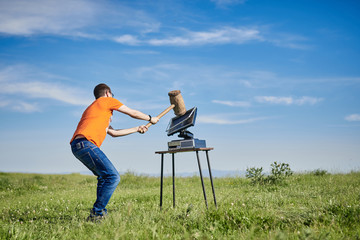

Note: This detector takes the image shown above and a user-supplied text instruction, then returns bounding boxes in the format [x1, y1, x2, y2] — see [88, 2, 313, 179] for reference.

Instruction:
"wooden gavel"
[145, 90, 186, 128]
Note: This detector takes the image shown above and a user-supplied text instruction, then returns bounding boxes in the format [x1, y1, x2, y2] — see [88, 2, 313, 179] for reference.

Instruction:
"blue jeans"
[71, 138, 120, 216]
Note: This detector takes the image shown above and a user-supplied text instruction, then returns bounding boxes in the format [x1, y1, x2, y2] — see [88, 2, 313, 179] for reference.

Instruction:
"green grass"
[1, 171, 360, 239]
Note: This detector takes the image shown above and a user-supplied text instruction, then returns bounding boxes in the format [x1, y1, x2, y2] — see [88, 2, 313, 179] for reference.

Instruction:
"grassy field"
[1, 171, 359, 239]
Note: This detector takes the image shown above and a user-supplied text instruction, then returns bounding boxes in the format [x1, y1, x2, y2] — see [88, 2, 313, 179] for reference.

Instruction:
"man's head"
[93, 83, 113, 99]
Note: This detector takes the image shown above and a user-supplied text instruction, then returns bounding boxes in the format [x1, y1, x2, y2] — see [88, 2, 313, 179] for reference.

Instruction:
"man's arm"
[117, 105, 159, 124]
[107, 125, 148, 137]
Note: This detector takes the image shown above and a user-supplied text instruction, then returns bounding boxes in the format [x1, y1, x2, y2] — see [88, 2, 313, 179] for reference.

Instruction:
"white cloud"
[212, 100, 251, 107]
[255, 96, 293, 105]
[197, 115, 268, 125]
[345, 114, 360, 122]
[255, 96, 322, 105]
[0, 0, 311, 51]
[1, 81, 91, 106]
[148, 27, 262, 46]
[0, 65, 92, 112]
[0, 0, 97, 36]
[113, 35, 140, 45]
[211, 0, 247, 8]
[0, 0, 159, 37]
[0, 99, 41, 113]
[111, 25, 310, 49]
[267, 33, 312, 50]
[0, 100, 11, 109]
[295, 96, 323, 105]
[113, 26, 262, 46]
[121, 50, 160, 55]
[13, 101, 41, 113]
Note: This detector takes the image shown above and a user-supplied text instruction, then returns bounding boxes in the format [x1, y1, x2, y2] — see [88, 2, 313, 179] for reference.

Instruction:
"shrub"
[312, 169, 328, 176]
[245, 167, 265, 185]
[268, 162, 293, 184]
[246, 162, 293, 185]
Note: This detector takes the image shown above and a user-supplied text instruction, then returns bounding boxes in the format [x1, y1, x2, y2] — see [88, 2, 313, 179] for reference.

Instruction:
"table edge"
[155, 147, 214, 154]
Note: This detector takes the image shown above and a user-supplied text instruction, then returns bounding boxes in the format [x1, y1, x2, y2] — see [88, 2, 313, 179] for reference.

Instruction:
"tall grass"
[1, 171, 359, 239]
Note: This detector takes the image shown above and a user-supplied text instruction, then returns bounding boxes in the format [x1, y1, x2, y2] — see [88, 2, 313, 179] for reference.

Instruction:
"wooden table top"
[155, 147, 214, 154]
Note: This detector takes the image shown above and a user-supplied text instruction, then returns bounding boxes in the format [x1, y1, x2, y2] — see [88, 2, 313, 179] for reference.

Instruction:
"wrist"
[148, 115, 152, 122]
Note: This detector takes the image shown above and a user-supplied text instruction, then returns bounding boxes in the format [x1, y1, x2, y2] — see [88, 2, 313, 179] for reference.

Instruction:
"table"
[155, 148, 217, 209]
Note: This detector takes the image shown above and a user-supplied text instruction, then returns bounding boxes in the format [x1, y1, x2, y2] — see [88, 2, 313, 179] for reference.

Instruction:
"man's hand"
[150, 116, 159, 125]
[137, 125, 148, 134]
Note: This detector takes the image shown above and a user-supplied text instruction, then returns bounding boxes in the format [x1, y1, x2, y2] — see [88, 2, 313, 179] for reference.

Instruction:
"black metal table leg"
[196, 151, 208, 209]
[172, 153, 175, 208]
[206, 150, 217, 208]
[156, 148, 215, 210]
[160, 153, 164, 210]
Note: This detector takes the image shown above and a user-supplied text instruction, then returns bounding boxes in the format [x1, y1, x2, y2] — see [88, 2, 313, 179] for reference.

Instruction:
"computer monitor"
[166, 107, 197, 137]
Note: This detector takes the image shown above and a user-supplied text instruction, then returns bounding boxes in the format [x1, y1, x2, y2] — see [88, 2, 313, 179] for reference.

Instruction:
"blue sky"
[0, 0, 359, 175]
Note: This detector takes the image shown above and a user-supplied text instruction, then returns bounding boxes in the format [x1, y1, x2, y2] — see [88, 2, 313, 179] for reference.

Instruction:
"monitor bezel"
[166, 107, 197, 136]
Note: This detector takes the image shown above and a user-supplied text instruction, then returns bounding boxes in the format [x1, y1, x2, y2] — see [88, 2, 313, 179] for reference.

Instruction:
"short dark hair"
[93, 83, 111, 99]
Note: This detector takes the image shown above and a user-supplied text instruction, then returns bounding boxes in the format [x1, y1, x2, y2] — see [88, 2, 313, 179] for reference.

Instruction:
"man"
[70, 83, 159, 221]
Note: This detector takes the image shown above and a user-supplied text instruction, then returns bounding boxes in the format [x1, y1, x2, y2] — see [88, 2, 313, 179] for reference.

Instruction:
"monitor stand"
[178, 129, 193, 139]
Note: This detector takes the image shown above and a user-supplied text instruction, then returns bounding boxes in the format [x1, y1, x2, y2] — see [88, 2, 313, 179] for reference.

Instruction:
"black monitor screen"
[166, 107, 197, 136]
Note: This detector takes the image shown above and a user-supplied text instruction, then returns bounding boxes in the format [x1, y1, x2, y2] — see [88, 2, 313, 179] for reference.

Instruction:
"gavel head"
[168, 90, 186, 116]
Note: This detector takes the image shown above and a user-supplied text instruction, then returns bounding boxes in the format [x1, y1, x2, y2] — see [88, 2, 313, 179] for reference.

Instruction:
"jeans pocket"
[73, 146, 97, 171]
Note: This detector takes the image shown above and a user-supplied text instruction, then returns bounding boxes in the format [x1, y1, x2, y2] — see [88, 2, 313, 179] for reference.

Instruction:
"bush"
[246, 162, 293, 185]
[312, 169, 328, 176]
[245, 167, 265, 185]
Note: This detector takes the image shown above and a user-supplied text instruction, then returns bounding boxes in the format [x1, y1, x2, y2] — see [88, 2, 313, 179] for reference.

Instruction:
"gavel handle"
[145, 104, 175, 128]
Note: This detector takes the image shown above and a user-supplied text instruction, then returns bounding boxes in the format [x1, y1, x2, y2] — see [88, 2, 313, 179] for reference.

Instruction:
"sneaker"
[86, 209, 107, 223]
[86, 214, 105, 223]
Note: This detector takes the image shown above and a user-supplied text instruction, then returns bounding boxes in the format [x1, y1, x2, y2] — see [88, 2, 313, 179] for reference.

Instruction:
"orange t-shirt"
[70, 97, 123, 147]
